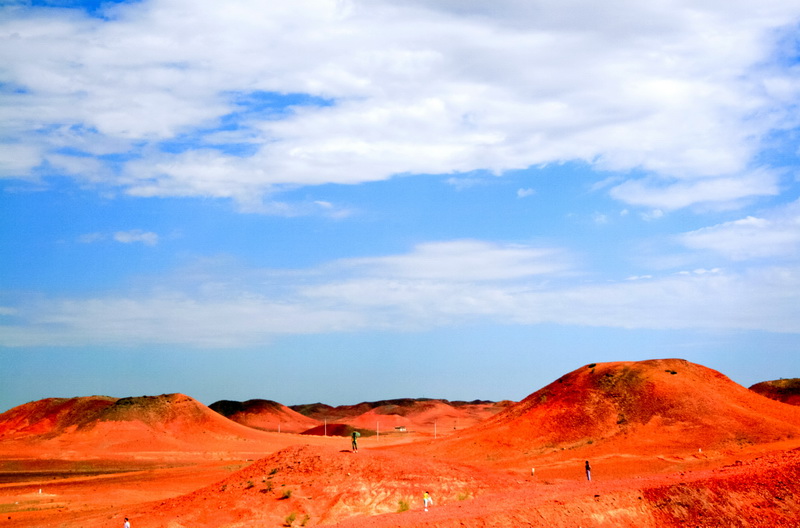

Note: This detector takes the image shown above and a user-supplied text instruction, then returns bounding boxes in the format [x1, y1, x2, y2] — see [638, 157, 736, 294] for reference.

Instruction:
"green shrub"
[281, 489, 293, 500]
[284, 512, 296, 526]
[397, 499, 410, 512]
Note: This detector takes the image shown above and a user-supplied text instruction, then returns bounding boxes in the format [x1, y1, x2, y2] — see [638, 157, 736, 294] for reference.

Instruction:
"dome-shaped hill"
[749, 378, 800, 406]
[143, 444, 516, 527]
[0, 396, 117, 439]
[0, 393, 279, 454]
[210, 399, 321, 433]
[422, 359, 800, 464]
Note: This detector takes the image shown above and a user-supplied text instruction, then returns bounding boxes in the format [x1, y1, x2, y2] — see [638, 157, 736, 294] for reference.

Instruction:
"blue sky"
[2, 0, 800, 412]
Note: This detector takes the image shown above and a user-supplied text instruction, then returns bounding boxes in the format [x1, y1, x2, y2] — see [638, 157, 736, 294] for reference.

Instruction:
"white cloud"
[332, 240, 571, 281]
[610, 169, 782, 211]
[2, 238, 799, 347]
[1, 0, 798, 208]
[516, 188, 535, 198]
[677, 200, 800, 260]
[113, 230, 159, 246]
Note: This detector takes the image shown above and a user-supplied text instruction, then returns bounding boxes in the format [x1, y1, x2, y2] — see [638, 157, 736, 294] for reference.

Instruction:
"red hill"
[0, 393, 281, 456]
[749, 378, 800, 406]
[209, 399, 321, 433]
[419, 359, 800, 467]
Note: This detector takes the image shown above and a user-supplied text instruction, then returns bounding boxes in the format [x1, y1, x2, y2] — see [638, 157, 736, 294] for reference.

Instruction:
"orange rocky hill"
[291, 398, 511, 435]
[0, 393, 282, 458]
[408, 359, 800, 471]
[209, 399, 321, 433]
[749, 378, 800, 406]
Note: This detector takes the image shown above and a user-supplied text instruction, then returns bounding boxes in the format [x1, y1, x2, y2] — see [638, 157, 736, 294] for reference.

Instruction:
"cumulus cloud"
[1, 0, 798, 210]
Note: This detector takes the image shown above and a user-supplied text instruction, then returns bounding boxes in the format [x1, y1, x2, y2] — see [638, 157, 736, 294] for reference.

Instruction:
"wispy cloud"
[677, 200, 800, 260]
[2, 239, 798, 348]
[79, 230, 159, 246]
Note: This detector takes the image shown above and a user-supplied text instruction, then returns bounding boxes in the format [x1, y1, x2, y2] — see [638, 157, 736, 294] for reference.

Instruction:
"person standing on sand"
[123, 517, 131, 528]
[351, 430, 360, 452]
[585, 461, 591, 481]
[423, 491, 433, 511]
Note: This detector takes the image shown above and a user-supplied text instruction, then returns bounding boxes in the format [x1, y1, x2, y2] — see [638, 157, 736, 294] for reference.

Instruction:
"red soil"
[1, 359, 799, 527]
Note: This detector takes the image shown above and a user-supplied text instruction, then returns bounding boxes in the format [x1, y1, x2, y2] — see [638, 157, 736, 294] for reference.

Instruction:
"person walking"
[123, 518, 131, 528]
[585, 460, 592, 481]
[423, 491, 433, 511]
[351, 430, 360, 452]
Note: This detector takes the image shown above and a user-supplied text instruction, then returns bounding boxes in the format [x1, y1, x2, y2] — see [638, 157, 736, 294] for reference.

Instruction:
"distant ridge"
[749, 378, 800, 406]
[291, 398, 511, 434]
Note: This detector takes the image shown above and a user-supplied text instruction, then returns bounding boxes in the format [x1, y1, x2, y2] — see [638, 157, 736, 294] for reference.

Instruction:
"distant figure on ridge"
[585, 461, 592, 481]
[123, 517, 131, 528]
[423, 491, 433, 511]
[351, 430, 360, 452]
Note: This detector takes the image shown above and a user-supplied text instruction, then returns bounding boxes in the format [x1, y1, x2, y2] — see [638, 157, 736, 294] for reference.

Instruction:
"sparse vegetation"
[245, 480, 254, 489]
[397, 499, 410, 512]
[269, 467, 279, 476]
[284, 512, 297, 526]
[300, 514, 310, 526]
[457, 491, 470, 501]
[665, 369, 678, 375]
[281, 489, 293, 500]
[588, 363, 597, 369]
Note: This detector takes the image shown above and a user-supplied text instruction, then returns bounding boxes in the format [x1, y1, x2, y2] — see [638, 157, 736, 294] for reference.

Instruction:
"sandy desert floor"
[2, 433, 799, 528]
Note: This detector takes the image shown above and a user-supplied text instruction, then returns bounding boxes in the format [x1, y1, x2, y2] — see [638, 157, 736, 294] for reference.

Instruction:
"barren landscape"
[1, 358, 799, 527]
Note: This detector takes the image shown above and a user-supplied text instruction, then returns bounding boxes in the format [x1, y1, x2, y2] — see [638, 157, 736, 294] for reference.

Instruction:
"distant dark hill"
[291, 398, 510, 434]
[749, 378, 800, 406]
[300, 423, 364, 437]
[209, 399, 320, 433]
[418, 359, 800, 465]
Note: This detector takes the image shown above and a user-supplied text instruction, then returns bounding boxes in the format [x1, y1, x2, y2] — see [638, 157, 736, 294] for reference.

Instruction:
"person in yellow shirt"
[423, 491, 433, 511]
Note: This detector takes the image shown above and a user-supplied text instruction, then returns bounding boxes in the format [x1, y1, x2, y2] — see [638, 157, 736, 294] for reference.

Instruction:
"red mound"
[209, 399, 321, 433]
[0, 396, 117, 439]
[749, 378, 800, 406]
[0, 393, 281, 457]
[292, 399, 510, 435]
[416, 359, 800, 467]
[142, 444, 513, 527]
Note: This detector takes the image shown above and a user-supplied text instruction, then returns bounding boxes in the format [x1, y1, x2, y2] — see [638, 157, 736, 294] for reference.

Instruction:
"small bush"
[281, 489, 293, 500]
[270, 467, 280, 476]
[245, 480, 254, 489]
[457, 492, 470, 501]
[284, 512, 296, 526]
[397, 499, 410, 512]
[588, 363, 597, 369]
[300, 514, 310, 526]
